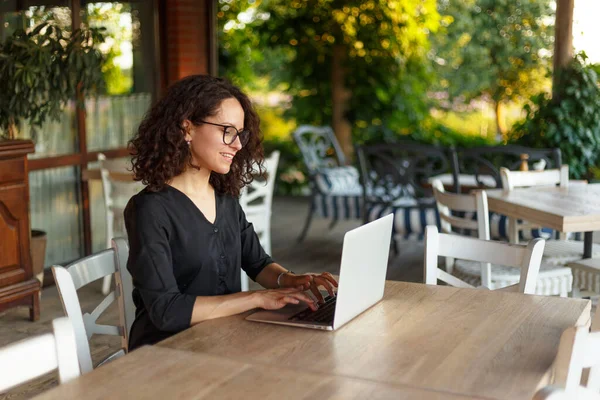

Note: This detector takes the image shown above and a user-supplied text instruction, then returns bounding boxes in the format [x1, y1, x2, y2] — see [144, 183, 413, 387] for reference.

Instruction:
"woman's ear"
[182, 120, 193, 142]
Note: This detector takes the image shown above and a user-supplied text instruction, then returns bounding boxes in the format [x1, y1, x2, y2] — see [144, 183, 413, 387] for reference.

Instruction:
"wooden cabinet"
[0, 140, 40, 321]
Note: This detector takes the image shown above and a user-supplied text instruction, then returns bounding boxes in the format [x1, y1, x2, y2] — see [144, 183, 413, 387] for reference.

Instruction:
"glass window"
[82, 1, 156, 152]
[29, 166, 84, 267]
[0, 2, 78, 158]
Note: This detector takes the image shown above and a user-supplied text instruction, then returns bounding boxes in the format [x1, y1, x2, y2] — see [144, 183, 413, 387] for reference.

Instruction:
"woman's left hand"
[280, 272, 338, 304]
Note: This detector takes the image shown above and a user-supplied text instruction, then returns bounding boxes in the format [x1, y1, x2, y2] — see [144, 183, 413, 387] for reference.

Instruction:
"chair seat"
[542, 240, 600, 265]
[453, 259, 573, 296]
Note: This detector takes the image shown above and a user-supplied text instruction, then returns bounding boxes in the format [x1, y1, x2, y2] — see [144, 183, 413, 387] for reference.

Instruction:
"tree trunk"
[7, 118, 17, 140]
[553, 0, 574, 100]
[331, 44, 353, 162]
[494, 99, 506, 141]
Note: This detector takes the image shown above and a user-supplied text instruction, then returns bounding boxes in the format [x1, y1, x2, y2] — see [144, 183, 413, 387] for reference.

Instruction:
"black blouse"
[124, 185, 273, 350]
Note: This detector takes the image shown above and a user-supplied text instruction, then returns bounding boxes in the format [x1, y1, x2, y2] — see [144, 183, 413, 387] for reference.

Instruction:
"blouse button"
[213, 227, 219, 233]
[220, 254, 225, 259]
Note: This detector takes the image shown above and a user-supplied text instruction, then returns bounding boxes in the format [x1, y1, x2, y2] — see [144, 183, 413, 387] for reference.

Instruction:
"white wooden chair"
[432, 179, 573, 296]
[424, 225, 544, 294]
[0, 317, 80, 393]
[432, 179, 492, 287]
[52, 237, 134, 374]
[534, 386, 600, 400]
[239, 151, 280, 291]
[533, 325, 600, 400]
[500, 165, 600, 266]
[98, 153, 144, 295]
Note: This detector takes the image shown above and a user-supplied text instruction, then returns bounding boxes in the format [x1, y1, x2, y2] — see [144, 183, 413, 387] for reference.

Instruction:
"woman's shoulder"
[125, 186, 172, 219]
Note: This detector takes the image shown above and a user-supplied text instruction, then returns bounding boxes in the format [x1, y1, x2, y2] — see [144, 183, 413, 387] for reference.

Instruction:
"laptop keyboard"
[289, 295, 336, 324]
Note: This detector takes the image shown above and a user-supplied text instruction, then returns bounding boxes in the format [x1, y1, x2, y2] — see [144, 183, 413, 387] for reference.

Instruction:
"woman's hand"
[281, 272, 338, 304]
[253, 288, 318, 311]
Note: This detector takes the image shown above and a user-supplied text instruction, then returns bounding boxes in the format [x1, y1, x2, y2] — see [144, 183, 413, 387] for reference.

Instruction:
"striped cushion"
[312, 194, 362, 220]
[462, 211, 554, 241]
[312, 194, 440, 240]
[314, 166, 362, 196]
[366, 201, 439, 240]
[452, 260, 573, 296]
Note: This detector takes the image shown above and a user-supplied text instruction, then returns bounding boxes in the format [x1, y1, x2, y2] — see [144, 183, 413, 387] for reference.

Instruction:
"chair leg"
[328, 218, 338, 230]
[392, 236, 400, 256]
[298, 202, 315, 243]
[102, 275, 112, 295]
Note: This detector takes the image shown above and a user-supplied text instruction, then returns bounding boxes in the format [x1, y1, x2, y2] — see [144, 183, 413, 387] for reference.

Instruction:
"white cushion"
[314, 166, 362, 196]
[452, 259, 573, 296]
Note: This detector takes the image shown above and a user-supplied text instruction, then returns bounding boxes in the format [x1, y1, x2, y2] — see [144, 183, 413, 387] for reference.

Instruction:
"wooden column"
[553, 0, 575, 97]
[164, 0, 213, 85]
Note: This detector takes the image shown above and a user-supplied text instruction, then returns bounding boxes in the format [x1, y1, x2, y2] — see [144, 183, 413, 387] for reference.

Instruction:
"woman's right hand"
[253, 288, 318, 311]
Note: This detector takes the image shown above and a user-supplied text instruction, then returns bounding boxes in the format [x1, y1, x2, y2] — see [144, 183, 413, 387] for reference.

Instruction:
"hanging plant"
[0, 22, 106, 140]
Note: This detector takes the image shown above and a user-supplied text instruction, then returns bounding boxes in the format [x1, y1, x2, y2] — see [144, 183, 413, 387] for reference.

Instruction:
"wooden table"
[486, 184, 600, 258]
[158, 281, 590, 400]
[34, 346, 485, 400]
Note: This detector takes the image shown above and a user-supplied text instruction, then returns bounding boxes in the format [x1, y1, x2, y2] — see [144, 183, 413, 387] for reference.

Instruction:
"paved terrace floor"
[0, 196, 424, 399]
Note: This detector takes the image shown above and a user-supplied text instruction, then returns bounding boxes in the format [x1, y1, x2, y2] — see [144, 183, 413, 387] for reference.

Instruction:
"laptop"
[246, 214, 393, 331]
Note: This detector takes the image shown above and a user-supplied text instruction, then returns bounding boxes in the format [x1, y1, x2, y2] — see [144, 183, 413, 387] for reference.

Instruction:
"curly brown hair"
[130, 75, 264, 196]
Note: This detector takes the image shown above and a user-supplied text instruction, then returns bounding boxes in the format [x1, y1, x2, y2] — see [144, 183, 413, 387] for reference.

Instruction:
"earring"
[186, 140, 191, 146]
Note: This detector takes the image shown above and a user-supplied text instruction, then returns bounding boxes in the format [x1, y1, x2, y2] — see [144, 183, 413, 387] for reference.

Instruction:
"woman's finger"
[313, 276, 335, 297]
[309, 284, 324, 304]
[293, 293, 317, 311]
[315, 279, 335, 297]
[320, 272, 339, 288]
[281, 296, 300, 306]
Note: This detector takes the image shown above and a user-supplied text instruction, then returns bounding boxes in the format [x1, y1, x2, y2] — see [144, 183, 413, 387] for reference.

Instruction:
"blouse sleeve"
[238, 202, 273, 281]
[124, 196, 196, 332]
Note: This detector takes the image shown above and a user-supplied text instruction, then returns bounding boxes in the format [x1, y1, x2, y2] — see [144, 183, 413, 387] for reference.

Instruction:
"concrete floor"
[0, 196, 425, 399]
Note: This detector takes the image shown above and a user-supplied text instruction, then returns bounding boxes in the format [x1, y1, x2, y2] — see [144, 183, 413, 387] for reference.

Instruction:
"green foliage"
[512, 53, 600, 179]
[253, 0, 440, 134]
[86, 3, 133, 95]
[431, 0, 553, 133]
[0, 22, 106, 138]
[262, 135, 308, 195]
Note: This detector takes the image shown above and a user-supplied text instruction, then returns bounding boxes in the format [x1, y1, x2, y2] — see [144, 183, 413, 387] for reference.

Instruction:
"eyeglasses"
[198, 120, 250, 146]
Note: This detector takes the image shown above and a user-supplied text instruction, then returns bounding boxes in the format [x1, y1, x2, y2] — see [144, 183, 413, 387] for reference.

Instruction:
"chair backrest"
[0, 317, 80, 393]
[52, 239, 133, 374]
[450, 146, 562, 192]
[500, 165, 569, 191]
[98, 153, 143, 247]
[356, 141, 451, 208]
[547, 325, 600, 398]
[431, 179, 492, 287]
[239, 150, 281, 253]
[112, 237, 134, 348]
[424, 225, 545, 294]
[293, 125, 346, 175]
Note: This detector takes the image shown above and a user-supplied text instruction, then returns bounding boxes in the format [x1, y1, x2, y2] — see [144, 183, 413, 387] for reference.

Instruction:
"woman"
[125, 75, 337, 350]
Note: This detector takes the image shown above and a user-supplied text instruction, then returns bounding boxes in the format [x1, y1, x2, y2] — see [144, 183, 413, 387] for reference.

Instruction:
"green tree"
[252, 0, 440, 158]
[86, 3, 133, 95]
[512, 54, 600, 179]
[431, 0, 553, 137]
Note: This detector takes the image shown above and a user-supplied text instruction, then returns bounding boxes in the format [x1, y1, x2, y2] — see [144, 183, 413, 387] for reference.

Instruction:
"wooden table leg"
[29, 291, 40, 321]
[584, 231, 594, 259]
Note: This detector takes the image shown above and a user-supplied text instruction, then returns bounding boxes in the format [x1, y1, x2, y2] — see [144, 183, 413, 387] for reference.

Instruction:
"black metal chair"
[450, 145, 562, 193]
[356, 141, 451, 254]
[293, 125, 363, 242]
